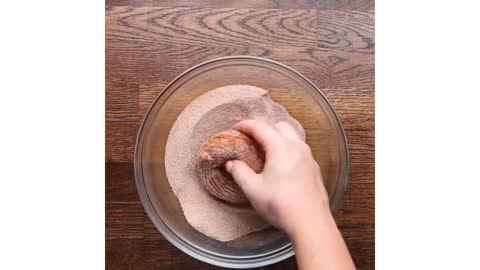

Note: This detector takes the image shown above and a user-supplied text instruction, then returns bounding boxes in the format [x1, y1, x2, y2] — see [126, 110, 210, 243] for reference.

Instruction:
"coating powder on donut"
[195, 130, 265, 204]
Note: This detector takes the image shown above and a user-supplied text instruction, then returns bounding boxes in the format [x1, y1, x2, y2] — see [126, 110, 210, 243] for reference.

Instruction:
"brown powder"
[165, 85, 305, 242]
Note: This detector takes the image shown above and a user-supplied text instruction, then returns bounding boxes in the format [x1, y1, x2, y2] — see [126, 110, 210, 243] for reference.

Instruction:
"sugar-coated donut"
[195, 130, 265, 204]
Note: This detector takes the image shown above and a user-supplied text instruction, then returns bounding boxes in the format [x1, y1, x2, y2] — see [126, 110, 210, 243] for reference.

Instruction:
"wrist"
[285, 203, 333, 241]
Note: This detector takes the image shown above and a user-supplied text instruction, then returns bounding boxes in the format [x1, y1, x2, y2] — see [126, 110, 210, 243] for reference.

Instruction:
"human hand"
[225, 119, 330, 235]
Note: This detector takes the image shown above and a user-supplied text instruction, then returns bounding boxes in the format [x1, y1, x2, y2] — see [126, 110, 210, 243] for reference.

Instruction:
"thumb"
[225, 160, 261, 196]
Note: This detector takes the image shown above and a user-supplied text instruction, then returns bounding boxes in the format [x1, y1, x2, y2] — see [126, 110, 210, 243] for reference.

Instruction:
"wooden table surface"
[106, 0, 374, 269]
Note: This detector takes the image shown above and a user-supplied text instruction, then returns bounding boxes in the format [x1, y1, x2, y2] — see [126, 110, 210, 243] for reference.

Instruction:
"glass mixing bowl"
[135, 56, 349, 268]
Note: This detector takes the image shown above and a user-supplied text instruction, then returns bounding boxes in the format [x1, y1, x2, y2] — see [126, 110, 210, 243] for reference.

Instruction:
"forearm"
[289, 210, 355, 270]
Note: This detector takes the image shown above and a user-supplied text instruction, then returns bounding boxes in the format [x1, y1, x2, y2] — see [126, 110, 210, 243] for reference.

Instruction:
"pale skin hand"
[225, 120, 355, 270]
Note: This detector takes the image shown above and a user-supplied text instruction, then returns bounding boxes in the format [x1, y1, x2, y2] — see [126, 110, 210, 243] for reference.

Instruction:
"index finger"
[232, 119, 282, 152]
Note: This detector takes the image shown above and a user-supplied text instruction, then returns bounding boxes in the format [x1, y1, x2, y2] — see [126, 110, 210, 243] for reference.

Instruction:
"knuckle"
[299, 142, 312, 155]
[279, 140, 313, 163]
[283, 141, 300, 155]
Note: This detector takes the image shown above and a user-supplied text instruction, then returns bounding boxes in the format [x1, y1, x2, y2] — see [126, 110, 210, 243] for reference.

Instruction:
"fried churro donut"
[195, 130, 265, 204]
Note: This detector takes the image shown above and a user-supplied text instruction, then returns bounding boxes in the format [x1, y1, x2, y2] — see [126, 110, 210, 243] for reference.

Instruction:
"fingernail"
[225, 161, 233, 172]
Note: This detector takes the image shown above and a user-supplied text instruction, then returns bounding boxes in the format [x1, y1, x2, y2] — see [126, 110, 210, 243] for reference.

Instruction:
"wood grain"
[106, 203, 144, 239]
[106, 79, 140, 123]
[106, 239, 144, 270]
[106, 162, 140, 202]
[106, 122, 139, 162]
[106, 2, 374, 269]
[107, 0, 375, 10]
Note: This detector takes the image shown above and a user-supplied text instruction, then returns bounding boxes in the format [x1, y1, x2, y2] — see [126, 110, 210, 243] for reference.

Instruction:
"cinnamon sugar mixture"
[165, 85, 305, 241]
